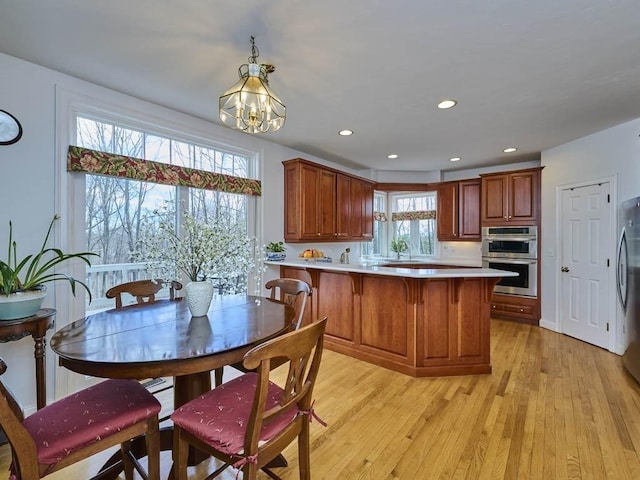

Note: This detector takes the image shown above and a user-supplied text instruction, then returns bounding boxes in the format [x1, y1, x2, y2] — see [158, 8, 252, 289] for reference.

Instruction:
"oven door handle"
[484, 237, 536, 242]
[485, 258, 537, 265]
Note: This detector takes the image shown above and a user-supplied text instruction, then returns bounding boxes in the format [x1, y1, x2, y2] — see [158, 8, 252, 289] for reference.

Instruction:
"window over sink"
[363, 190, 438, 259]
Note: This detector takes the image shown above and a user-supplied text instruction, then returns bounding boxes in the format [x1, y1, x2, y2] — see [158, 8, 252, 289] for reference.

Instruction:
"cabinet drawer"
[491, 303, 533, 315]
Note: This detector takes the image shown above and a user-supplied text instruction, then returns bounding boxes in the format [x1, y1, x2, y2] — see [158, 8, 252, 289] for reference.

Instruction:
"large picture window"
[75, 116, 257, 310]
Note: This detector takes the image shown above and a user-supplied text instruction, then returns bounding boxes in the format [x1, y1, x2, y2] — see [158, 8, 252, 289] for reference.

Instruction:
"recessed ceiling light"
[503, 147, 517, 153]
[338, 129, 353, 136]
[387, 154, 398, 159]
[437, 99, 457, 109]
[449, 157, 461, 162]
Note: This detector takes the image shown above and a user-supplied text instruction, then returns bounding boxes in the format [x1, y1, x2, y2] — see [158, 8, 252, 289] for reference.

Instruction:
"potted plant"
[135, 206, 256, 317]
[0, 215, 97, 320]
[265, 241, 286, 261]
[390, 237, 408, 260]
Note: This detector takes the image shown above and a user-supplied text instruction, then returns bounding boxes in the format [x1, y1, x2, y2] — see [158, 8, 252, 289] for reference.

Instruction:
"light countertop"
[265, 259, 517, 279]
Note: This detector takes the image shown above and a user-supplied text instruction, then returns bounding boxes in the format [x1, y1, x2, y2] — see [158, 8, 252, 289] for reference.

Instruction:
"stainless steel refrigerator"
[618, 197, 640, 383]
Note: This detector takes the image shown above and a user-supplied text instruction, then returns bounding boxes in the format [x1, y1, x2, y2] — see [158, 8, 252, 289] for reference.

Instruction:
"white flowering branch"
[134, 206, 256, 294]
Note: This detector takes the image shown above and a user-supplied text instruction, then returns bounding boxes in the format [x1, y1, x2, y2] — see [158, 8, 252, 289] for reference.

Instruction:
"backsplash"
[275, 241, 481, 265]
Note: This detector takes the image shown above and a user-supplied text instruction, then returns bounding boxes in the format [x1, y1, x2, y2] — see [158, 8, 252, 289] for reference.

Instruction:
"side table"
[0, 308, 56, 409]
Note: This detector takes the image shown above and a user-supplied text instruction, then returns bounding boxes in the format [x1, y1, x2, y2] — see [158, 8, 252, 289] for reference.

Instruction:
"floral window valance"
[373, 212, 388, 222]
[67, 145, 262, 196]
[391, 210, 436, 221]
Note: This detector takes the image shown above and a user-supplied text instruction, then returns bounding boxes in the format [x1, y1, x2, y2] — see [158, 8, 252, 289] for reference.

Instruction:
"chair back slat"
[106, 279, 182, 309]
[242, 317, 327, 456]
[265, 278, 312, 330]
[0, 359, 48, 479]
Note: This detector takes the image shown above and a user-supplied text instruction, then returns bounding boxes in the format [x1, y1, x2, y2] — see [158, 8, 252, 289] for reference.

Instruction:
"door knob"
[561, 266, 570, 272]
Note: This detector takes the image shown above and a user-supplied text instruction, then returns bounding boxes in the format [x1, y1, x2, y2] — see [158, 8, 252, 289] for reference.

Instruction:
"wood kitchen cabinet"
[480, 167, 542, 225]
[283, 158, 374, 242]
[489, 293, 540, 324]
[437, 179, 481, 241]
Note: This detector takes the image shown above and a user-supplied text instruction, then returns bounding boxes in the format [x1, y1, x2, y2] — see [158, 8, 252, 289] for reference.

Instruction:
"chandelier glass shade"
[219, 37, 286, 134]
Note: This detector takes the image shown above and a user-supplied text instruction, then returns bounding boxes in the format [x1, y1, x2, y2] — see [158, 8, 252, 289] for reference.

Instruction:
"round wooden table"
[50, 295, 294, 479]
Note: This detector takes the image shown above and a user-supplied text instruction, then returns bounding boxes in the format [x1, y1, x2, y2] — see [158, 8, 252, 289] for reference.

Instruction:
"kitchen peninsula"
[268, 260, 516, 377]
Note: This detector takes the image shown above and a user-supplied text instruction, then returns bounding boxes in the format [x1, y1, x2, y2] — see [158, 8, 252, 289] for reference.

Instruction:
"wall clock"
[0, 110, 23, 145]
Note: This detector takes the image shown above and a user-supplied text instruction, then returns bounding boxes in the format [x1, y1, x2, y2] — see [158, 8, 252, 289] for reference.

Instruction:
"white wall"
[540, 118, 640, 352]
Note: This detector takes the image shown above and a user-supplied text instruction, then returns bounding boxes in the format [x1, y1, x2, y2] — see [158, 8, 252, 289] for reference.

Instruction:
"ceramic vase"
[184, 281, 214, 317]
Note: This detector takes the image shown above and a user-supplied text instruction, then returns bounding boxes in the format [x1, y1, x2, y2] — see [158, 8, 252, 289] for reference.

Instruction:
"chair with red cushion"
[0, 357, 161, 480]
[214, 278, 312, 386]
[172, 316, 327, 480]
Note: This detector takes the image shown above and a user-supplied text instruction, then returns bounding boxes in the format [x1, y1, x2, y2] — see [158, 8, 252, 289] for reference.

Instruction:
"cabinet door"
[361, 181, 374, 239]
[458, 179, 481, 239]
[318, 169, 337, 238]
[508, 171, 538, 223]
[481, 174, 509, 224]
[335, 174, 351, 238]
[300, 163, 323, 238]
[437, 182, 459, 240]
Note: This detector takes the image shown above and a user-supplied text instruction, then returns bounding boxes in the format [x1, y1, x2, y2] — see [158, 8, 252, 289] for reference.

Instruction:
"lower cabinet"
[489, 293, 540, 324]
[280, 266, 496, 377]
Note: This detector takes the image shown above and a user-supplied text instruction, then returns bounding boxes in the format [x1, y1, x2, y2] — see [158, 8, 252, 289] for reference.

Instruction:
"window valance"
[67, 145, 262, 196]
[391, 210, 436, 221]
[373, 212, 388, 222]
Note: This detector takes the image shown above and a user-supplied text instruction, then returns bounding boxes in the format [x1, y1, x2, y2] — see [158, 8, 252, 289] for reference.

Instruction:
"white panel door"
[561, 183, 611, 348]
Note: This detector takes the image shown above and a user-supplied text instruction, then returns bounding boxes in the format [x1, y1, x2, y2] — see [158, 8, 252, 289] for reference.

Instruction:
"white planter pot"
[0, 288, 47, 321]
[184, 281, 215, 317]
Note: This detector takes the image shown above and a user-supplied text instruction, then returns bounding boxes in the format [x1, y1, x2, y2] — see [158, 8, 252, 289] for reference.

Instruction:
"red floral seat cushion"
[22, 378, 161, 466]
[171, 372, 299, 457]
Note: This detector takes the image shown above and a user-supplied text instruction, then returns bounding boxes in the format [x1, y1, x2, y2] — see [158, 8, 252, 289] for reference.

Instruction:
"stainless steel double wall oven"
[481, 226, 538, 297]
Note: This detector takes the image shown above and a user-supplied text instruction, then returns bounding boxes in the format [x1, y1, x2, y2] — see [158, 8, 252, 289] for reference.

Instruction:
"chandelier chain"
[248, 35, 259, 64]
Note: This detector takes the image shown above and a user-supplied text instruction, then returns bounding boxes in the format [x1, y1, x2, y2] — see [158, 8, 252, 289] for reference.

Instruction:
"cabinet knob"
[504, 216, 508, 219]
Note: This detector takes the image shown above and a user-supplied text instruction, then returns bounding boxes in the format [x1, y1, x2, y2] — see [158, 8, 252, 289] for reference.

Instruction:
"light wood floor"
[3, 318, 640, 479]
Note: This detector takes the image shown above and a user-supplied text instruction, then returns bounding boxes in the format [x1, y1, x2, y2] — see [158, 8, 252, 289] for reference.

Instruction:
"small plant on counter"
[265, 241, 287, 261]
[265, 241, 285, 252]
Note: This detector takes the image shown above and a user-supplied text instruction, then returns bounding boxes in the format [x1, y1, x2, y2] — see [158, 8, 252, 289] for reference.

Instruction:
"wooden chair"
[172, 317, 327, 480]
[214, 278, 312, 386]
[105, 279, 183, 309]
[0, 357, 161, 480]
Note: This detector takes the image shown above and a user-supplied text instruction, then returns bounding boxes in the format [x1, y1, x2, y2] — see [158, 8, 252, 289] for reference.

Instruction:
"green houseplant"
[0, 215, 97, 320]
[265, 241, 286, 261]
[390, 237, 408, 260]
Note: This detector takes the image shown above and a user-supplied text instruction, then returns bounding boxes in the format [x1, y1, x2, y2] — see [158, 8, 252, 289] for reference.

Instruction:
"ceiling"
[2, 0, 640, 173]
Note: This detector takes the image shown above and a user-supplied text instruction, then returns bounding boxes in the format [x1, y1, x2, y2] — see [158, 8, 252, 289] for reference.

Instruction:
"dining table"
[49, 294, 295, 479]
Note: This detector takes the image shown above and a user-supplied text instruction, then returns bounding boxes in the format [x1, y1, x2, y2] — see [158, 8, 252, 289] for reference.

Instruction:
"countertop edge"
[265, 260, 517, 279]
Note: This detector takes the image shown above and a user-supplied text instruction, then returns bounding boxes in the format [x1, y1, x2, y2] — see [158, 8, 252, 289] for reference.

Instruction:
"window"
[364, 190, 437, 259]
[75, 116, 257, 310]
[390, 192, 437, 257]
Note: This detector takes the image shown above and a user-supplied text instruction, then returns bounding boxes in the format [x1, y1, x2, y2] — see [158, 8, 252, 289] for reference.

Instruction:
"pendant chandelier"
[219, 36, 286, 134]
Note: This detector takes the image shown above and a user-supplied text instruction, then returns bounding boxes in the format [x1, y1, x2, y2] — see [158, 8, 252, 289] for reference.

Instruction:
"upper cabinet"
[283, 158, 374, 242]
[437, 179, 481, 241]
[480, 168, 542, 225]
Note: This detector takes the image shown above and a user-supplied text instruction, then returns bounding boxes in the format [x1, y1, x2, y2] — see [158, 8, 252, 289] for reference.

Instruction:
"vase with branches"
[135, 205, 255, 316]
